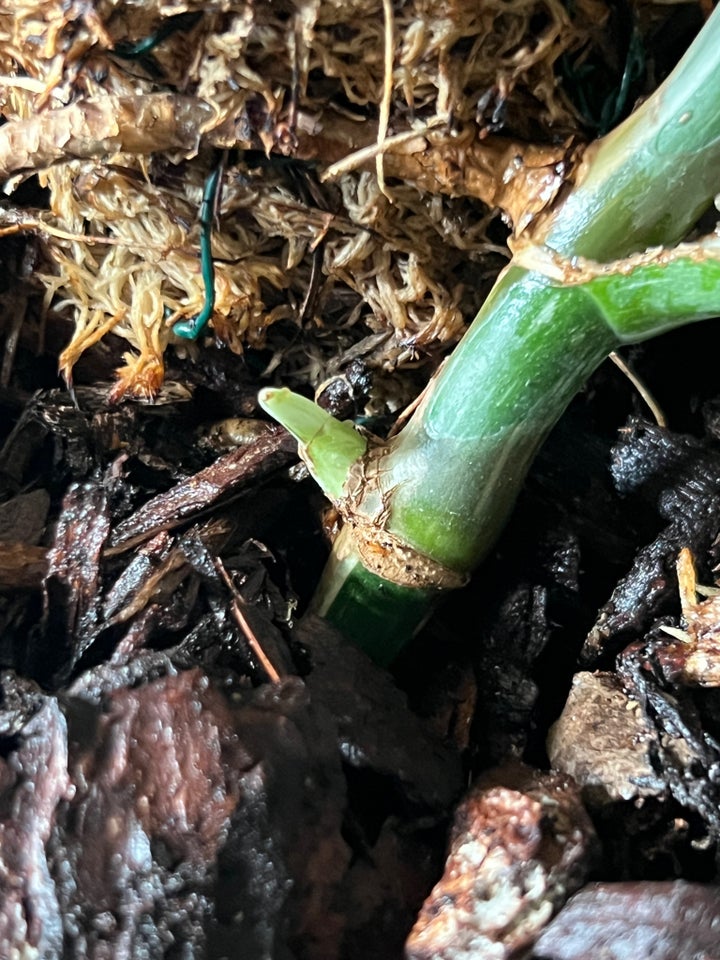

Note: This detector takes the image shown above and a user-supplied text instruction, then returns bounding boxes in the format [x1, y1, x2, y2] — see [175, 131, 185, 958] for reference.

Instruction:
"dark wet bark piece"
[547, 671, 666, 803]
[91, 517, 270, 675]
[337, 817, 449, 960]
[0, 400, 51, 493]
[412, 657, 478, 752]
[51, 666, 251, 957]
[469, 582, 548, 765]
[211, 679, 351, 960]
[33, 665, 352, 960]
[583, 420, 720, 663]
[0, 670, 49, 740]
[0, 686, 70, 958]
[297, 614, 463, 812]
[41, 481, 111, 675]
[101, 531, 175, 621]
[109, 425, 297, 551]
[405, 763, 598, 960]
[616, 638, 720, 835]
[533, 880, 720, 960]
[55, 634, 459, 956]
[102, 521, 226, 629]
[33, 394, 102, 477]
[0, 489, 50, 589]
[163, 528, 296, 679]
[2, 614, 466, 960]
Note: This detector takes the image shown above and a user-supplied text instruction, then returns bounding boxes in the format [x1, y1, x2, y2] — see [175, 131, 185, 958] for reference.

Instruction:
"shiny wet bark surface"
[1, 2, 719, 954]
[1, 319, 720, 958]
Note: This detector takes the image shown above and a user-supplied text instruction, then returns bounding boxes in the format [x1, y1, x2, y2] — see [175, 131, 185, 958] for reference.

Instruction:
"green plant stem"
[541, 4, 720, 261]
[345, 269, 617, 573]
[363, 241, 720, 573]
[316, 525, 440, 665]
[578, 241, 720, 339]
[311, 243, 720, 660]
[268, 7, 720, 662]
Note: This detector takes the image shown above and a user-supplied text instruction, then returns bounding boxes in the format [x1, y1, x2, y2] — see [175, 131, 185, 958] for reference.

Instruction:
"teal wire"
[113, 12, 202, 60]
[173, 166, 221, 340]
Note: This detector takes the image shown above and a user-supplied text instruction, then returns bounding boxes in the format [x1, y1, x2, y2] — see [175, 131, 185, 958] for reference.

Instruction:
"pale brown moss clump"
[0, 0, 661, 397]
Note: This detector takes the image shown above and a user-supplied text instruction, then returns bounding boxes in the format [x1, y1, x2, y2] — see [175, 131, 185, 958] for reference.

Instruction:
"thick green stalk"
[577, 240, 720, 339]
[269, 7, 720, 662]
[310, 243, 720, 661]
[315, 526, 440, 665]
[541, 4, 720, 260]
[341, 269, 617, 574]
[366, 241, 720, 573]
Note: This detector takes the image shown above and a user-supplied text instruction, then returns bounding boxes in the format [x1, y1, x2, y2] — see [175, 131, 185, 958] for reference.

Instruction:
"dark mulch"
[2, 308, 720, 958]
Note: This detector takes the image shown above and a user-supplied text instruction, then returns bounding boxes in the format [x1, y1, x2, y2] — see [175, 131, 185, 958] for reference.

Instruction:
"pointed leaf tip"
[258, 387, 367, 500]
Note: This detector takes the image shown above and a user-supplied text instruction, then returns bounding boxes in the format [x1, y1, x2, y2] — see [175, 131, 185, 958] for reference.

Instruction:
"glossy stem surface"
[313, 8, 720, 660]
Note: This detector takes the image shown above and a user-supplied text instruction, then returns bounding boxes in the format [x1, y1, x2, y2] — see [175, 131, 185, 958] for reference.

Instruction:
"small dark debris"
[583, 420, 720, 663]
